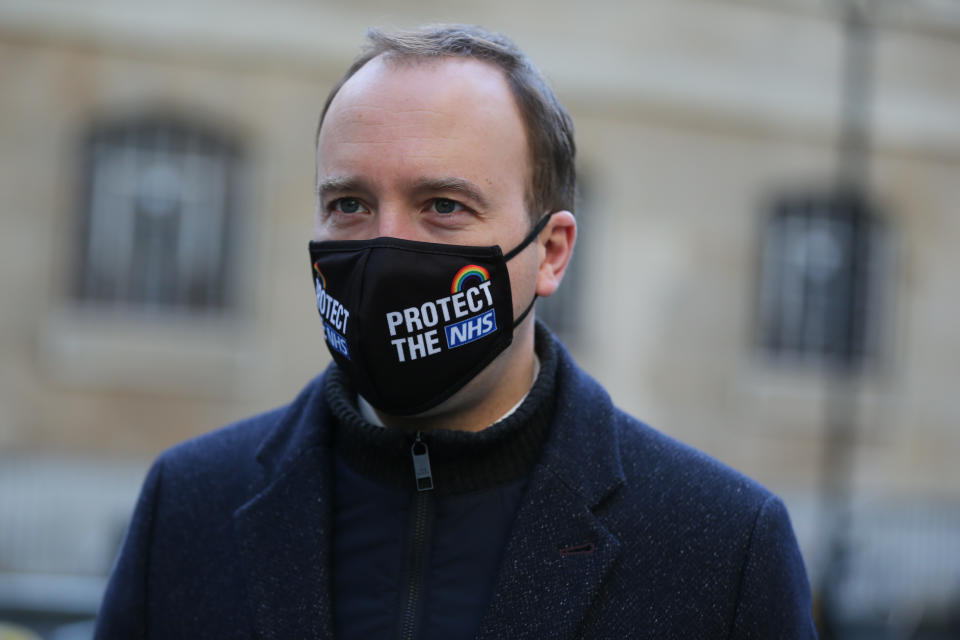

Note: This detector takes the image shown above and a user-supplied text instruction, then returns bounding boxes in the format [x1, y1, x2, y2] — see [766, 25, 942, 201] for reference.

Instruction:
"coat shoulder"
[580, 407, 814, 636]
[611, 408, 776, 515]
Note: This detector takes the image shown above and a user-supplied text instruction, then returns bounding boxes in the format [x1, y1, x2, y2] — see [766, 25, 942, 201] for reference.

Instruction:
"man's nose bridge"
[374, 206, 414, 239]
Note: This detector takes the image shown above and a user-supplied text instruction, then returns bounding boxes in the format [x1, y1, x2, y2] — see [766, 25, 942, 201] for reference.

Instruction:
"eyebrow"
[316, 175, 492, 211]
[316, 176, 371, 200]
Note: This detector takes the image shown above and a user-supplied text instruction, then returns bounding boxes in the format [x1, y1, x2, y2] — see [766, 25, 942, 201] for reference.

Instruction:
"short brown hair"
[315, 24, 577, 220]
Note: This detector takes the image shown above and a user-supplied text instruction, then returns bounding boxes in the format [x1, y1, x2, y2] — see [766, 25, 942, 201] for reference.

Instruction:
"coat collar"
[234, 372, 337, 638]
[538, 338, 626, 508]
[248, 324, 626, 504]
[475, 336, 626, 639]
[252, 370, 332, 475]
[234, 444, 336, 639]
[233, 325, 626, 639]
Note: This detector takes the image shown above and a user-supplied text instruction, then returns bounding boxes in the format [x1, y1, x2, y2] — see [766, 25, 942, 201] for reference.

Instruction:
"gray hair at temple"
[315, 24, 577, 221]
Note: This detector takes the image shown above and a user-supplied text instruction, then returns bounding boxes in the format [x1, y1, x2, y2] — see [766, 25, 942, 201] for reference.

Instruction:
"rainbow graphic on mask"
[450, 264, 489, 294]
[313, 262, 327, 289]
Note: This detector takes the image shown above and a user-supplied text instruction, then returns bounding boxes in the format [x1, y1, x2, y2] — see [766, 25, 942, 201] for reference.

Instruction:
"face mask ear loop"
[502, 212, 554, 262]
[512, 293, 538, 328]
[505, 212, 553, 329]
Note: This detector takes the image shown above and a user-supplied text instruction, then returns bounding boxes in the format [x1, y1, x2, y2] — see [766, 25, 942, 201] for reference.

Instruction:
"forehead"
[334, 54, 518, 115]
[317, 55, 530, 194]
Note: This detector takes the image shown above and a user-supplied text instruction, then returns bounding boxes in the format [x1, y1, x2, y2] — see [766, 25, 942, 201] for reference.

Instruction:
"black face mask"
[308, 213, 552, 416]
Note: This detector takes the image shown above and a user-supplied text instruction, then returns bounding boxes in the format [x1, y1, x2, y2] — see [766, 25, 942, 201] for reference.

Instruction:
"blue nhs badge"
[445, 309, 497, 348]
[324, 322, 350, 359]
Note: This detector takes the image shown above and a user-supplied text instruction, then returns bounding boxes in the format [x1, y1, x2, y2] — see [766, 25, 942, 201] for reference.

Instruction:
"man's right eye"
[331, 198, 366, 214]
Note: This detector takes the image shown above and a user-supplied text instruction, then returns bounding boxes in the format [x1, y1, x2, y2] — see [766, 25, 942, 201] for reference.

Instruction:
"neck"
[374, 320, 537, 433]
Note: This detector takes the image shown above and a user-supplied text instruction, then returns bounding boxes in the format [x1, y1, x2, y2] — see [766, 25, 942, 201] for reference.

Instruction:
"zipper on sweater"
[411, 431, 434, 491]
[399, 432, 435, 640]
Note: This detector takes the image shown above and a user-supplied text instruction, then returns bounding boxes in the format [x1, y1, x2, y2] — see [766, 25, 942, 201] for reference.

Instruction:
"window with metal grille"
[757, 192, 888, 370]
[74, 116, 244, 313]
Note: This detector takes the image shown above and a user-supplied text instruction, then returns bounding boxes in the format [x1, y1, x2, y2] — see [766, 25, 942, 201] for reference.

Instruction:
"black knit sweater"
[324, 322, 559, 496]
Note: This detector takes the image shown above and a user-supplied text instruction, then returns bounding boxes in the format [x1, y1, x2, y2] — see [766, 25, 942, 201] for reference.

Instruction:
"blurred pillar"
[816, 1, 876, 636]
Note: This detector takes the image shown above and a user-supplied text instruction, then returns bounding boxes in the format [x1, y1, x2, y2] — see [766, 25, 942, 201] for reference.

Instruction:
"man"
[95, 25, 816, 639]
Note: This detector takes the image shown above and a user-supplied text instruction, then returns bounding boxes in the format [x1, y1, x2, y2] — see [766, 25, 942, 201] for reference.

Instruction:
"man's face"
[314, 55, 536, 272]
[314, 54, 571, 425]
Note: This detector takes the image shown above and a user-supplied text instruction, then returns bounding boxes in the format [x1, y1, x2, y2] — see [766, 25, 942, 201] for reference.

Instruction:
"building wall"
[1, 0, 959, 573]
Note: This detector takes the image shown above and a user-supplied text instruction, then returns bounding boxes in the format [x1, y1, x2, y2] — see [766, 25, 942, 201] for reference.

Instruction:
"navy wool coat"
[95, 337, 816, 639]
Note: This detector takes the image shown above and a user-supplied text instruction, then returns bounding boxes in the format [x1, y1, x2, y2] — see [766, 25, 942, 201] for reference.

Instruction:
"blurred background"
[1, 0, 958, 637]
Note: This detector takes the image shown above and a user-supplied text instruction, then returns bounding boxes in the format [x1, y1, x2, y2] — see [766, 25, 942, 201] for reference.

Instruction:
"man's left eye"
[431, 198, 464, 214]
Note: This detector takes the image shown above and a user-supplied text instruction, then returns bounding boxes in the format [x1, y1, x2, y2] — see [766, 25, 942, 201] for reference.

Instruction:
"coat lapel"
[476, 345, 627, 640]
[474, 466, 622, 640]
[234, 445, 335, 640]
[233, 373, 336, 640]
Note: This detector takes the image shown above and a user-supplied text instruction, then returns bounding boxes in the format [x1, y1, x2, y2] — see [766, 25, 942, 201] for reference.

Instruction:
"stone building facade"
[1, 0, 959, 629]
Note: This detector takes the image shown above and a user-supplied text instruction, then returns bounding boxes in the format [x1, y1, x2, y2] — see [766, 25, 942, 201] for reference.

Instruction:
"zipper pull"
[411, 431, 434, 492]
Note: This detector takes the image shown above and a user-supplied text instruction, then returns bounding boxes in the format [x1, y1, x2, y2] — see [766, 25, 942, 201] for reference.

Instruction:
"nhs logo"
[445, 309, 497, 349]
[324, 322, 350, 359]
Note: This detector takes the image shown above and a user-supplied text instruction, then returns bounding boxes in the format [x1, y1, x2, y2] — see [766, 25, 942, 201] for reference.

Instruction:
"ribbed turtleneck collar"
[324, 322, 559, 496]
